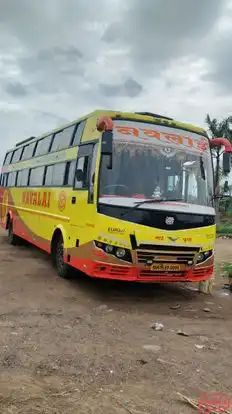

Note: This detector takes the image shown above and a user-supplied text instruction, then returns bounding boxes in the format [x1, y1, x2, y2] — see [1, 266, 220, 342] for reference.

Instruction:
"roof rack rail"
[135, 112, 173, 121]
[15, 136, 36, 147]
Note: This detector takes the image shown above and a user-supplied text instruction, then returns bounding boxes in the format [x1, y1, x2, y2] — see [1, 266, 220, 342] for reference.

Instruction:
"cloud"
[0, 0, 232, 167]
[202, 33, 232, 93]
[102, 0, 225, 75]
[99, 77, 143, 97]
[5, 81, 28, 97]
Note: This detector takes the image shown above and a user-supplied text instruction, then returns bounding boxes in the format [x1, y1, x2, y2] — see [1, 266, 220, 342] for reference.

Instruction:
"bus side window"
[51, 125, 76, 152]
[17, 169, 29, 187]
[2, 173, 8, 187]
[11, 147, 23, 164]
[52, 163, 66, 186]
[4, 152, 13, 165]
[74, 156, 89, 189]
[74, 144, 95, 190]
[64, 161, 76, 186]
[8, 171, 17, 187]
[71, 121, 86, 146]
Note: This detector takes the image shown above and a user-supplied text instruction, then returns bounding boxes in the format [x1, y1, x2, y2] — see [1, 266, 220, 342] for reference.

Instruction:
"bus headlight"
[115, 248, 126, 259]
[197, 250, 213, 263]
[94, 241, 132, 262]
[105, 244, 114, 253]
[197, 253, 204, 262]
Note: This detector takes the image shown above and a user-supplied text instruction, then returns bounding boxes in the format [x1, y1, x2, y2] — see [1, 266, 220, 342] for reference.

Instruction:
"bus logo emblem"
[165, 216, 174, 225]
[58, 191, 67, 212]
[0, 190, 9, 225]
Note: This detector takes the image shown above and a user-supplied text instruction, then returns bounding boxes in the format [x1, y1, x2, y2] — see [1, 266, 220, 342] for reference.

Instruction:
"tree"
[205, 114, 232, 192]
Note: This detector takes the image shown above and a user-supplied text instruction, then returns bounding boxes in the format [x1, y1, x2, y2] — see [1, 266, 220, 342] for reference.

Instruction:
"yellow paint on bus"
[0, 109, 216, 284]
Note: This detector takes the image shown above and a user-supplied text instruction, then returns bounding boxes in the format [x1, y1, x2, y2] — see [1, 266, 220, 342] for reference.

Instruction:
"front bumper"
[69, 256, 214, 282]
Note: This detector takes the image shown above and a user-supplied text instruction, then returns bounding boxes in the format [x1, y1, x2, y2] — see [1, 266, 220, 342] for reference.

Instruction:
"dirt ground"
[0, 228, 232, 414]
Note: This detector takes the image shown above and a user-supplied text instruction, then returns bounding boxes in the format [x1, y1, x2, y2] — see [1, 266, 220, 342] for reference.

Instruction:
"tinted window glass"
[21, 142, 36, 160]
[51, 125, 75, 152]
[34, 135, 52, 157]
[64, 160, 76, 186]
[0, 173, 8, 187]
[4, 174, 8, 187]
[44, 165, 53, 186]
[29, 166, 45, 186]
[11, 148, 23, 164]
[53, 163, 66, 186]
[8, 171, 17, 187]
[72, 121, 86, 146]
[44, 162, 66, 186]
[4, 152, 13, 165]
[74, 156, 89, 189]
[17, 169, 29, 187]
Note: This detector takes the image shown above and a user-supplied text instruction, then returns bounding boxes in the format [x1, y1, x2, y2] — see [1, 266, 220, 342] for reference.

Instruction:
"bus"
[0, 110, 231, 290]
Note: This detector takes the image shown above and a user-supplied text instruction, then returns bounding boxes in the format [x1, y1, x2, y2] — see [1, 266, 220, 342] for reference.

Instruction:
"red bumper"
[69, 257, 214, 283]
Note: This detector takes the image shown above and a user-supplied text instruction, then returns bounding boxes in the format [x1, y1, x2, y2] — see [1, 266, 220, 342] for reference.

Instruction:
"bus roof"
[9, 109, 207, 152]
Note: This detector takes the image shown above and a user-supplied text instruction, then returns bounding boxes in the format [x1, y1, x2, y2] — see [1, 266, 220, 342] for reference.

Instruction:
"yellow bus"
[0, 110, 231, 286]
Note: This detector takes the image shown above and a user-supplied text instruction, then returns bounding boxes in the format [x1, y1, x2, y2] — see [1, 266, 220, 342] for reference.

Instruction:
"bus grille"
[136, 244, 200, 266]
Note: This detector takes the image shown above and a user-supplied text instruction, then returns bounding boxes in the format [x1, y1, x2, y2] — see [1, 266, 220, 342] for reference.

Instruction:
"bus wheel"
[53, 234, 71, 279]
[7, 220, 20, 246]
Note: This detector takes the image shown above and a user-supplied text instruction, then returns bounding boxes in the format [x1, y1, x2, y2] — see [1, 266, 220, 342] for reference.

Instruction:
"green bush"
[223, 263, 232, 279]
[217, 223, 232, 235]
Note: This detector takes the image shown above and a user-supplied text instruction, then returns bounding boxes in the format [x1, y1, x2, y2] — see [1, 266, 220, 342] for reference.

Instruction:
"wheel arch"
[6, 210, 13, 230]
[50, 225, 68, 254]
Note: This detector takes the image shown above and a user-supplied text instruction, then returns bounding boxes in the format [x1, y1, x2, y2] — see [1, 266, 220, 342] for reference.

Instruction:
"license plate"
[150, 263, 182, 272]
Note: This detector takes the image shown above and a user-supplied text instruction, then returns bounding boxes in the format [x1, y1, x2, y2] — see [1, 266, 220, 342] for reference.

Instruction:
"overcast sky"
[0, 0, 232, 165]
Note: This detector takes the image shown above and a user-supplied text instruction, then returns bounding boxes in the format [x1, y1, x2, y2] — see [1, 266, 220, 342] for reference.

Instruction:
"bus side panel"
[3, 186, 98, 256]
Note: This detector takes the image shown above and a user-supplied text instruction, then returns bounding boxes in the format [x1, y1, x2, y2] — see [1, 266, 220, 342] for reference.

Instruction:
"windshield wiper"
[120, 198, 184, 218]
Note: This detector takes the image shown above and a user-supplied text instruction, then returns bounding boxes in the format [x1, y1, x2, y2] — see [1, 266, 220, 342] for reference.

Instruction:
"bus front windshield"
[99, 121, 214, 207]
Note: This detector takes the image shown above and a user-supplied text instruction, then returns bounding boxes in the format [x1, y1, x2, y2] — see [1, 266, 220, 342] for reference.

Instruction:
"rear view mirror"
[223, 152, 231, 174]
[101, 131, 113, 169]
[101, 131, 113, 155]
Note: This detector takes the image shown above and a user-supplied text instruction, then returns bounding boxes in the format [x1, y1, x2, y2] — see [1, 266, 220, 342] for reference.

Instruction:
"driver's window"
[74, 156, 89, 189]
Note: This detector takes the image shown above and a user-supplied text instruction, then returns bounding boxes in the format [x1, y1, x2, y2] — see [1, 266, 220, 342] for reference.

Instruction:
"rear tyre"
[7, 220, 20, 246]
[53, 234, 72, 279]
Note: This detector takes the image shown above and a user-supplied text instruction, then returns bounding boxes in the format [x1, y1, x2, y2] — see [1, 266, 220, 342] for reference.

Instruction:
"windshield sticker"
[114, 123, 209, 153]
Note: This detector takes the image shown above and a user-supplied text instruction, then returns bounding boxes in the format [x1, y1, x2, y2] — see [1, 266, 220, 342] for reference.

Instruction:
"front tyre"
[7, 220, 20, 246]
[53, 234, 72, 279]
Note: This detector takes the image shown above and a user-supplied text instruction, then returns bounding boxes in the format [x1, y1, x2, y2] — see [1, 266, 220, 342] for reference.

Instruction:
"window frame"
[11, 147, 23, 164]
[28, 165, 46, 187]
[21, 141, 37, 161]
[16, 168, 30, 187]
[50, 124, 76, 153]
[7, 171, 18, 187]
[73, 143, 95, 191]
[4, 152, 13, 165]
[43, 161, 67, 187]
[0, 173, 8, 187]
[34, 134, 53, 158]
[71, 120, 86, 146]
[63, 160, 76, 187]
[88, 143, 99, 203]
